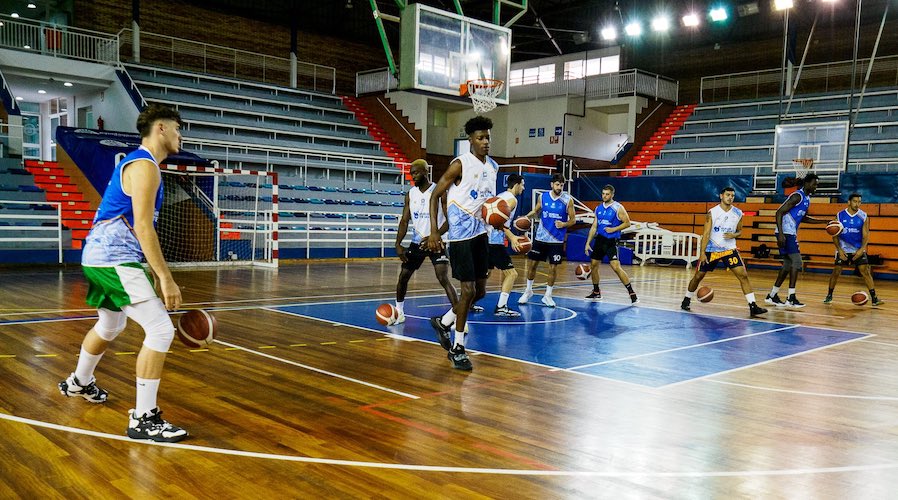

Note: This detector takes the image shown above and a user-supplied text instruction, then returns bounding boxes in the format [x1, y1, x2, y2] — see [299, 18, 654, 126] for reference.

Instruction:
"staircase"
[23, 160, 93, 249]
[341, 96, 413, 180]
[621, 104, 697, 177]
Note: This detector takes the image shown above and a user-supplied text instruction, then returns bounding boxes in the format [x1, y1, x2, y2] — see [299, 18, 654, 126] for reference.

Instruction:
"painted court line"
[706, 380, 898, 401]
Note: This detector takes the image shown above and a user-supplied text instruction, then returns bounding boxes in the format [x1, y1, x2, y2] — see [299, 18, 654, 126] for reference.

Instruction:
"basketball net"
[466, 79, 504, 114]
[792, 158, 814, 180]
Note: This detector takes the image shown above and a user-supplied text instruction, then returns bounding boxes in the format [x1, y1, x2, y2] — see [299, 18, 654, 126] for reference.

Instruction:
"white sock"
[526, 279, 534, 292]
[788, 288, 796, 297]
[498, 292, 509, 308]
[395, 301, 404, 314]
[74, 348, 104, 384]
[770, 286, 780, 296]
[441, 309, 456, 327]
[135, 378, 161, 416]
[453, 328, 466, 348]
[745, 293, 756, 304]
[685, 290, 695, 299]
[545, 285, 553, 297]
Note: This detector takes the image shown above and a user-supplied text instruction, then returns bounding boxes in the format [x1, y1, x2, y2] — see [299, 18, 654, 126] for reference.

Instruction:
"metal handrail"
[0, 199, 63, 262]
[0, 14, 119, 65]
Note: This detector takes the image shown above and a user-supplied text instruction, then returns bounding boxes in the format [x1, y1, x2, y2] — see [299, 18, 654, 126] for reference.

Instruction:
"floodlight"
[624, 22, 642, 36]
[774, 0, 793, 10]
[601, 26, 617, 41]
[682, 13, 700, 27]
[710, 7, 727, 21]
[651, 16, 670, 32]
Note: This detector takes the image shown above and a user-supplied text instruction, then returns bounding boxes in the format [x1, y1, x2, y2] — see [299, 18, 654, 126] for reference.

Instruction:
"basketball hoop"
[460, 79, 504, 114]
[791, 158, 814, 179]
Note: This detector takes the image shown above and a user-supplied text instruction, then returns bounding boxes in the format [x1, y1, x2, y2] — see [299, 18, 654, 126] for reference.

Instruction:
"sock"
[545, 285, 553, 297]
[788, 288, 796, 297]
[498, 292, 509, 308]
[526, 279, 534, 292]
[625, 283, 635, 294]
[441, 309, 456, 327]
[745, 293, 756, 304]
[135, 378, 161, 416]
[770, 286, 780, 296]
[869, 288, 877, 299]
[827, 288, 834, 296]
[685, 290, 695, 299]
[395, 301, 404, 314]
[74, 348, 104, 384]
[453, 328, 466, 349]
[593, 283, 601, 292]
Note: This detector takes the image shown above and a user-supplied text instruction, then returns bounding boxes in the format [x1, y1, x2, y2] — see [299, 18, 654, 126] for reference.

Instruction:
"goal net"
[157, 165, 278, 267]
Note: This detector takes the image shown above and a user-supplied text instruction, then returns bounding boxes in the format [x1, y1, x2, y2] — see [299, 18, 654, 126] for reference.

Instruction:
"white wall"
[385, 91, 428, 147]
[76, 82, 141, 133]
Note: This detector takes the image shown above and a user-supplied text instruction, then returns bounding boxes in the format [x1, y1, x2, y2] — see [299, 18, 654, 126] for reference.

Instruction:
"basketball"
[375, 303, 398, 326]
[697, 286, 714, 303]
[825, 221, 844, 236]
[515, 235, 532, 254]
[851, 291, 868, 306]
[575, 263, 591, 280]
[513, 216, 531, 232]
[481, 196, 511, 229]
[176, 309, 217, 348]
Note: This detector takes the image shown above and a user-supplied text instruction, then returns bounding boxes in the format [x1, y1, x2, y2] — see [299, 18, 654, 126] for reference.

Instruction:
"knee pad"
[94, 310, 127, 342]
[141, 314, 175, 353]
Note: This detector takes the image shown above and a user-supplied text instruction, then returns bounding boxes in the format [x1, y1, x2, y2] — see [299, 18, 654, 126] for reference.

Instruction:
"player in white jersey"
[394, 159, 457, 323]
[481, 174, 526, 317]
[57, 104, 188, 442]
[823, 193, 884, 306]
[427, 116, 498, 371]
[681, 187, 768, 317]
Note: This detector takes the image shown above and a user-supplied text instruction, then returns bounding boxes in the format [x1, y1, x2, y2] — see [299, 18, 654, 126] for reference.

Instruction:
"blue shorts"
[778, 234, 800, 255]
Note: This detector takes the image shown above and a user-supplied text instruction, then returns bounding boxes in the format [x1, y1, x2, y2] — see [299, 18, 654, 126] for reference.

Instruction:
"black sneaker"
[822, 295, 833, 304]
[680, 297, 691, 311]
[586, 289, 602, 299]
[448, 346, 473, 371]
[765, 293, 787, 307]
[749, 302, 768, 317]
[872, 297, 885, 307]
[127, 407, 188, 443]
[786, 295, 806, 309]
[629, 292, 639, 304]
[471, 304, 484, 313]
[58, 373, 108, 404]
[494, 305, 521, 317]
[430, 316, 452, 351]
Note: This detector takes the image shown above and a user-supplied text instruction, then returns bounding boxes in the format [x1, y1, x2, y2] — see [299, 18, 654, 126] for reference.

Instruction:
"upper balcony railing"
[0, 14, 119, 65]
[509, 69, 678, 103]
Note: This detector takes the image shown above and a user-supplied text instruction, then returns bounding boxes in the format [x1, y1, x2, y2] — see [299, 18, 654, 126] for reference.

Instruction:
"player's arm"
[503, 197, 522, 251]
[803, 214, 830, 225]
[585, 217, 598, 255]
[858, 215, 871, 257]
[127, 160, 181, 311]
[832, 230, 846, 260]
[775, 193, 800, 244]
[427, 160, 460, 251]
[724, 217, 743, 239]
[437, 194, 449, 236]
[699, 212, 712, 263]
[395, 192, 411, 262]
[556, 199, 577, 229]
[524, 200, 541, 220]
[606, 205, 632, 233]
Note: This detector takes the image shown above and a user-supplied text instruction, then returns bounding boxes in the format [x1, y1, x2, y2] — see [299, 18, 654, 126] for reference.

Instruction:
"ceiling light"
[64, 82, 73, 87]
[23, 44, 31, 49]
[15, 96, 23, 101]
[38, 89, 46, 94]
[774, 0, 793, 10]
[710, 7, 728, 22]
[624, 22, 642, 37]
[651, 16, 670, 32]
[27, 3, 37, 8]
[11, 12, 19, 18]
[601, 26, 617, 41]
[682, 13, 700, 27]
[821, 0, 837, 2]
[738, 2, 760, 16]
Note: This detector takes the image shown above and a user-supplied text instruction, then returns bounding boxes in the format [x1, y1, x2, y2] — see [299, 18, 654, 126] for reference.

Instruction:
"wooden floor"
[1, 258, 897, 498]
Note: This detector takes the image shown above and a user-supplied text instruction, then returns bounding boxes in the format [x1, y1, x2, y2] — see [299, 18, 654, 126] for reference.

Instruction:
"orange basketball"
[481, 196, 511, 229]
[176, 310, 217, 348]
[851, 291, 868, 306]
[825, 221, 844, 236]
[375, 303, 398, 326]
[515, 236, 532, 254]
[575, 263, 591, 280]
[697, 286, 714, 303]
[513, 216, 531, 232]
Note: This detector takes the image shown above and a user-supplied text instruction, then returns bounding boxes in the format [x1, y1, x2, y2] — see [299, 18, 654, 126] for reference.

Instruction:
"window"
[586, 58, 602, 76]
[508, 69, 523, 87]
[564, 60, 584, 80]
[601, 55, 620, 74]
[564, 57, 618, 80]
[511, 63, 555, 86]
[538, 64, 555, 83]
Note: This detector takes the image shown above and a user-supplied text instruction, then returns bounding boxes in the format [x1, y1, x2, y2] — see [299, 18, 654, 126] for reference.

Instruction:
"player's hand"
[723, 232, 737, 239]
[699, 253, 708, 264]
[427, 232, 443, 252]
[776, 234, 785, 248]
[555, 220, 565, 229]
[584, 243, 592, 255]
[159, 277, 182, 311]
[837, 250, 847, 261]
[396, 245, 408, 263]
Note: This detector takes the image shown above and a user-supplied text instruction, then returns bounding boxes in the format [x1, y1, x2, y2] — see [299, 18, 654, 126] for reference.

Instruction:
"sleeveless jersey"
[445, 152, 498, 242]
[593, 200, 624, 240]
[408, 183, 446, 244]
[778, 188, 810, 235]
[487, 191, 518, 245]
[535, 191, 572, 243]
[82, 147, 163, 266]
[836, 208, 866, 253]
[706, 204, 743, 252]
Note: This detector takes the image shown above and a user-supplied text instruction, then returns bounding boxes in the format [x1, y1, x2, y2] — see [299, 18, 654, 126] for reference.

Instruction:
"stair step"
[46, 192, 85, 202]
[63, 219, 93, 229]
[37, 184, 78, 193]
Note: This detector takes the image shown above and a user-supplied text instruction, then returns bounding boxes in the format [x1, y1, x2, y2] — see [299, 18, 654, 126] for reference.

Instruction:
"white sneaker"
[541, 295, 556, 308]
[518, 290, 534, 304]
[394, 312, 406, 324]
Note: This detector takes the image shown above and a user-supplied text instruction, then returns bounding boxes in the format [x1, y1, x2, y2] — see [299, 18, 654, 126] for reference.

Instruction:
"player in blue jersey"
[394, 160, 456, 323]
[483, 174, 526, 317]
[823, 193, 884, 306]
[765, 173, 829, 308]
[583, 184, 638, 303]
[58, 104, 188, 442]
[518, 173, 576, 308]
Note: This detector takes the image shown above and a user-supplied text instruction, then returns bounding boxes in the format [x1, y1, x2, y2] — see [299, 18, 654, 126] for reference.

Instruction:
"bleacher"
[0, 158, 68, 251]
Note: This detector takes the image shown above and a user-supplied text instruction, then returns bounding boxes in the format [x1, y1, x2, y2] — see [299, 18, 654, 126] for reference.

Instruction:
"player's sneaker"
[786, 295, 806, 308]
[541, 295, 556, 308]
[822, 295, 833, 304]
[394, 312, 406, 324]
[58, 373, 108, 404]
[430, 316, 452, 351]
[518, 290, 534, 304]
[872, 297, 885, 306]
[749, 302, 768, 317]
[629, 293, 639, 304]
[494, 305, 521, 317]
[585, 289, 602, 300]
[471, 304, 484, 313]
[448, 346, 473, 371]
[765, 293, 787, 307]
[127, 407, 188, 443]
[680, 297, 691, 311]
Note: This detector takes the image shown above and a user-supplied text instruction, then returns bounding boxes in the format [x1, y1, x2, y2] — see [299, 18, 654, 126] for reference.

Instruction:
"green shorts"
[83, 263, 158, 311]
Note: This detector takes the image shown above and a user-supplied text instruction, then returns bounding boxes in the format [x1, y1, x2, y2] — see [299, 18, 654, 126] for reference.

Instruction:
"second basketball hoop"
[460, 78, 504, 114]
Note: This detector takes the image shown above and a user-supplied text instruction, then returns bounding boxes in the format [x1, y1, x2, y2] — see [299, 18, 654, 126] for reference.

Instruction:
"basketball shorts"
[589, 237, 619, 262]
[83, 263, 158, 311]
[401, 242, 449, 271]
[700, 249, 744, 272]
[834, 251, 869, 267]
[448, 233, 489, 282]
[778, 233, 800, 255]
[527, 240, 564, 265]
[488, 244, 514, 271]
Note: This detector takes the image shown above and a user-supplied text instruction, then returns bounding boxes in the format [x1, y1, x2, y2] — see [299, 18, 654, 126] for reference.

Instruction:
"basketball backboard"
[772, 121, 848, 173]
